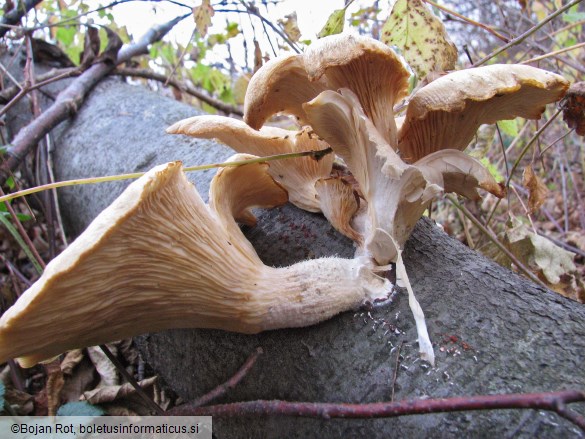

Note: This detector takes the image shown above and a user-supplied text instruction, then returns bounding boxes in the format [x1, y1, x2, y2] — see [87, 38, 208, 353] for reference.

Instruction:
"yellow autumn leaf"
[278, 12, 302, 42]
[381, 0, 457, 79]
[192, 0, 214, 38]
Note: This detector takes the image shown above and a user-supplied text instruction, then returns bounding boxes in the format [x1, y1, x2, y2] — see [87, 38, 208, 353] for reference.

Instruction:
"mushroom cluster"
[0, 33, 568, 367]
[168, 33, 568, 362]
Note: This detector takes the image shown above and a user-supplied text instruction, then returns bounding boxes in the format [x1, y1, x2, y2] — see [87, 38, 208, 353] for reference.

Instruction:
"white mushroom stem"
[395, 248, 435, 366]
[0, 161, 390, 367]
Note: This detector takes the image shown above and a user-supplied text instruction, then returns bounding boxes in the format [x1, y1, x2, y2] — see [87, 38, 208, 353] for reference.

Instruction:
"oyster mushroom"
[0, 159, 390, 367]
[397, 64, 570, 162]
[167, 116, 333, 212]
[168, 116, 362, 243]
[238, 33, 568, 363]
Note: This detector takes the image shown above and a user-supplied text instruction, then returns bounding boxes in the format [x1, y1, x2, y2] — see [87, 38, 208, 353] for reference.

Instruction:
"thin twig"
[537, 231, 585, 258]
[446, 195, 549, 290]
[0, 0, 43, 38]
[168, 347, 263, 413]
[536, 18, 585, 42]
[558, 157, 570, 233]
[390, 341, 404, 402]
[99, 344, 164, 415]
[215, 6, 301, 54]
[473, 0, 584, 66]
[168, 390, 585, 431]
[0, 14, 190, 185]
[0, 67, 79, 109]
[113, 67, 243, 116]
[521, 41, 585, 65]
[423, 0, 509, 42]
[486, 110, 562, 229]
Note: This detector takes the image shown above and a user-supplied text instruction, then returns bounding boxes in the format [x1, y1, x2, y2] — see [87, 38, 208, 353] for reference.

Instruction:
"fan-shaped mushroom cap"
[244, 53, 328, 129]
[304, 33, 410, 145]
[243, 33, 410, 145]
[167, 116, 333, 212]
[0, 161, 390, 367]
[397, 64, 570, 162]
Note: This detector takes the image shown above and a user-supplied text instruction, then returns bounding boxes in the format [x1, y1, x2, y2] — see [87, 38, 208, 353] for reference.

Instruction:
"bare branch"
[167, 390, 585, 431]
[0, 0, 43, 38]
[0, 14, 190, 184]
[113, 67, 243, 116]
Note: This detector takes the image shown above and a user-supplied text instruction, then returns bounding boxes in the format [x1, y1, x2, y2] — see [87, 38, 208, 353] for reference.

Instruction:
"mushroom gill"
[0, 159, 390, 367]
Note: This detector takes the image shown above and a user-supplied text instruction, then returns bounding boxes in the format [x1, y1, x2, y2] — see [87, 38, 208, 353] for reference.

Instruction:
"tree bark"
[10, 77, 585, 437]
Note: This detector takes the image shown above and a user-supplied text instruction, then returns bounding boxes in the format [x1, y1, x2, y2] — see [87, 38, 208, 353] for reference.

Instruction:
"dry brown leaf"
[101, 381, 171, 416]
[278, 12, 301, 42]
[4, 387, 34, 415]
[192, 0, 214, 38]
[522, 164, 548, 214]
[88, 345, 119, 388]
[253, 39, 263, 73]
[60, 357, 98, 403]
[82, 376, 157, 405]
[46, 362, 64, 416]
[562, 81, 585, 136]
[60, 349, 84, 375]
[505, 221, 576, 286]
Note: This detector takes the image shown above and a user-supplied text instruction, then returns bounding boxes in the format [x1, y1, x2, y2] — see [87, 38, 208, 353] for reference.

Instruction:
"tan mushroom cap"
[304, 33, 410, 145]
[244, 53, 328, 130]
[210, 154, 288, 255]
[397, 64, 570, 162]
[243, 33, 410, 145]
[0, 162, 259, 366]
[0, 162, 391, 367]
[167, 115, 333, 212]
[315, 177, 362, 244]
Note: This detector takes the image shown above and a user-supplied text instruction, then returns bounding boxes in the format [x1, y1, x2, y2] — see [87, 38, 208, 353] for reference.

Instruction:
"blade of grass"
[0, 148, 333, 204]
[0, 214, 43, 275]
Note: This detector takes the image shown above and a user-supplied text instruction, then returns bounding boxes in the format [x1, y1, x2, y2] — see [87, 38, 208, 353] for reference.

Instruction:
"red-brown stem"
[168, 390, 585, 431]
[167, 347, 263, 413]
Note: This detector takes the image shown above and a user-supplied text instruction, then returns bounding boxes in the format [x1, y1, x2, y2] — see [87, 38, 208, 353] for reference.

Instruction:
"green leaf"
[480, 157, 504, 182]
[5, 176, 15, 190]
[497, 119, 519, 137]
[381, 0, 457, 79]
[56, 26, 76, 47]
[225, 22, 239, 39]
[562, 11, 585, 23]
[0, 214, 43, 275]
[0, 210, 32, 222]
[317, 8, 346, 38]
[57, 401, 105, 416]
